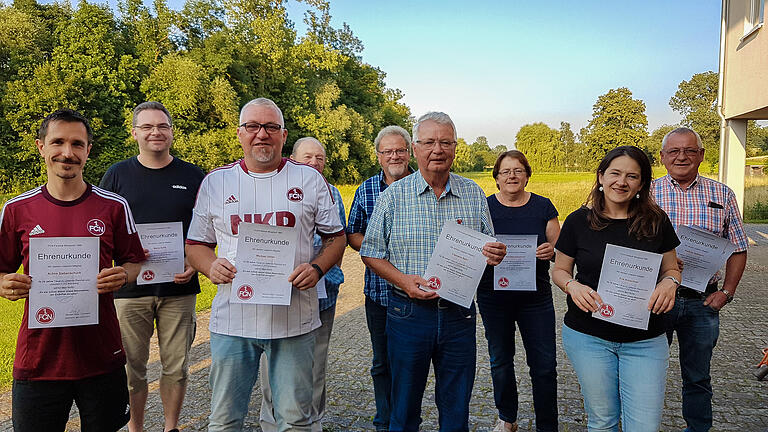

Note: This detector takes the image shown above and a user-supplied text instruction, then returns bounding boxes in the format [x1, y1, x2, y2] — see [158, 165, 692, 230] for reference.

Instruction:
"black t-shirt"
[100, 156, 205, 298]
[478, 193, 558, 299]
[555, 207, 680, 343]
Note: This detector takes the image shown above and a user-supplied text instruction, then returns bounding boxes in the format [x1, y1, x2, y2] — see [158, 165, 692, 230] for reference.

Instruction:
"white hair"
[412, 111, 456, 143]
[238, 97, 284, 126]
[292, 137, 325, 157]
[662, 127, 703, 149]
[374, 125, 412, 152]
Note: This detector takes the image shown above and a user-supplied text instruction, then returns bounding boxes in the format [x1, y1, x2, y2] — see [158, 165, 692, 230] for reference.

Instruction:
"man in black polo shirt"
[100, 101, 205, 432]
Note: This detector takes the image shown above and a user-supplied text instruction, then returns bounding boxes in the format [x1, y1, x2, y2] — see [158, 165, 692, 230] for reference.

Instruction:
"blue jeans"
[477, 291, 558, 431]
[387, 293, 476, 432]
[365, 296, 391, 431]
[665, 296, 720, 432]
[562, 324, 669, 432]
[208, 331, 315, 432]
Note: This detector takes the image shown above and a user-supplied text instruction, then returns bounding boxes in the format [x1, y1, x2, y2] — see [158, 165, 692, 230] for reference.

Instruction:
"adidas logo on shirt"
[29, 225, 45, 236]
[225, 195, 239, 204]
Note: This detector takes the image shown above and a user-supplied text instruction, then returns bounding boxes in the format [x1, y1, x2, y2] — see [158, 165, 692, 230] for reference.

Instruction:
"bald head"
[291, 137, 326, 173]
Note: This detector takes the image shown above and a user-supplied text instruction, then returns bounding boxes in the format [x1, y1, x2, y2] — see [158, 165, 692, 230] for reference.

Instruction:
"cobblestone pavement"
[2, 226, 767, 431]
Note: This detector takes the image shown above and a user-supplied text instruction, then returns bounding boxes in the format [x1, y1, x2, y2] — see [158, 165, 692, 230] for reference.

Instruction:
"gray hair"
[412, 111, 457, 143]
[239, 97, 284, 126]
[132, 101, 172, 127]
[292, 137, 325, 157]
[374, 125, 412, 152]
[662, 127, 703, 149]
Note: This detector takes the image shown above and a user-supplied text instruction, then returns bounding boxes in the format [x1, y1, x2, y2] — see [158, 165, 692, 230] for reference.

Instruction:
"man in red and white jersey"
[0, 109, 145, 432]
[186, 98, 345, 431]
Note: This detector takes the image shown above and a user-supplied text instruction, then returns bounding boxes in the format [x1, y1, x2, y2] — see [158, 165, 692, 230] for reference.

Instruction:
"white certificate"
[136, 222, 185, 285]
[592, 244, 662, 330]
[28, 237, 100, 328]
[676, 225, 736, 292]
[493, 234, 538, 291]
[230, 223, 298, 305]
[316, 277, 327, 299]
[420, 221, 495, 308]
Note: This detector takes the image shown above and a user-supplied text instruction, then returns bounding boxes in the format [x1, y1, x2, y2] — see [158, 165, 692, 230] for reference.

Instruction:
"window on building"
[744, 0, 765, 37]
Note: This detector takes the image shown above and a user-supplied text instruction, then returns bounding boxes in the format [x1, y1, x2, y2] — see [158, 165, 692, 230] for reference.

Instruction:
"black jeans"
[477, 290, 559, 431]
[365, 296, 391, 431]
[12, 367, 130, 432]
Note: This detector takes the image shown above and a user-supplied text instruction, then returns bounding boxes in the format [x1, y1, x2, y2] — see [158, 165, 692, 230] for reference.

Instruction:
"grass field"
[0, 169, 765, 388]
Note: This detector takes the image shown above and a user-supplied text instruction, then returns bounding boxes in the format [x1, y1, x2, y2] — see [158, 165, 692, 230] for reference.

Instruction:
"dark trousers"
[386, 293, 476, 432]
[365, 296, 391, 431]
[12, 367, 130, 432]
[665, 292, 720, 432]
[477, 290, 558, 432]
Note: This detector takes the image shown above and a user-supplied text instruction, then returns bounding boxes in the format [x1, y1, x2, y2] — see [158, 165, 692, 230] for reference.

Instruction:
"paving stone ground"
[2, 226, 768, 431]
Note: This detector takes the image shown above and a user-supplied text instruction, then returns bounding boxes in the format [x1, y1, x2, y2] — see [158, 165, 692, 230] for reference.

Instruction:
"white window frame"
[743, 0, 765, 40]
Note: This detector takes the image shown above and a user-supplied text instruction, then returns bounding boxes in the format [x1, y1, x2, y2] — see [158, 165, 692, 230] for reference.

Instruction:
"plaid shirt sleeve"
[346, 184, 368, 235]
[359, 187, 393, 260]
[724, 187, 749, 253]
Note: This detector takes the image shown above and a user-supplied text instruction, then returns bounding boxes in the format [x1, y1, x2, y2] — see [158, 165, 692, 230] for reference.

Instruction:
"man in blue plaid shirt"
[653, 127, 748, 432]
[347, 125, 413, 431]
[360, 112, 506, 432]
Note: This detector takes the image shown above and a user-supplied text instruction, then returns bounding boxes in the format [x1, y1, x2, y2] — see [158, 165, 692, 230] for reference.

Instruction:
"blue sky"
[81, 0, 723, 148]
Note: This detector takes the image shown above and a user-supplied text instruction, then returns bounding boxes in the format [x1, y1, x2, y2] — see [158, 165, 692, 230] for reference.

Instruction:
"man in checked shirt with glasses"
[652, 127, 748, 432]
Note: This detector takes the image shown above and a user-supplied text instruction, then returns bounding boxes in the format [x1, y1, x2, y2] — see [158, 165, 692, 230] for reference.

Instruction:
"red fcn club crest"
[36, 307, 55, 324]
[237, 285, 254, 300]
[426, 276, 441, 290]
[87, 219, 106, 236]
[599, 303, 615, 318]
[141, 270, 155, 282]
[497, 277, 509, 288]
[287, 187, 303, 202]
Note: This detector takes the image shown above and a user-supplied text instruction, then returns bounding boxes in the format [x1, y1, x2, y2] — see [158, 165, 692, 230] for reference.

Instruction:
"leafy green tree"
[514, 122, 562, 171]
[669, 71, 719, 170]
[452, 138, 473, 172]
[644, 124, 675, 165]
[580, 87, 648, 168]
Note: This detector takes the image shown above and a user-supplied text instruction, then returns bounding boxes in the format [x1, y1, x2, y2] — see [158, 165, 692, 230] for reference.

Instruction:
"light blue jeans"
[208, 331, 316, 432]
[562, 324, 669, 432]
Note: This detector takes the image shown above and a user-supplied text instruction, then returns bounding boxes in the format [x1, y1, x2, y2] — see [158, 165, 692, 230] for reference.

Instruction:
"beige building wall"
[719, 0, 768, 212]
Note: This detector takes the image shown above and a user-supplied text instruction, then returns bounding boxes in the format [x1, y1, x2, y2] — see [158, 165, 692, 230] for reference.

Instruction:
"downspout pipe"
[717, 0, 729, 181]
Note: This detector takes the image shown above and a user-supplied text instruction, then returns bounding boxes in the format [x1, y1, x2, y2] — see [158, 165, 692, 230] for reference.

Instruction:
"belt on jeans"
[392, 288, 452, 309]
[677, 282, 718, 300]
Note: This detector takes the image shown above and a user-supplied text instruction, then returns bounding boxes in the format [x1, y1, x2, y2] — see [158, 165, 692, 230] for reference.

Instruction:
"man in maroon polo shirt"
[0, 109, 145, 431]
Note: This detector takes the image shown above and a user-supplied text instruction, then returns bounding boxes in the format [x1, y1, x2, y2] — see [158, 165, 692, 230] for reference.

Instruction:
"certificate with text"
[136, 222, 185, 285]
[592, 244, 662, 330]
[420, 221, 495, 308]
[28, 237, 100, 329]
[230, 223, 298, 305]
[493, 234, 537, 291]
[676, 225, 736, 292]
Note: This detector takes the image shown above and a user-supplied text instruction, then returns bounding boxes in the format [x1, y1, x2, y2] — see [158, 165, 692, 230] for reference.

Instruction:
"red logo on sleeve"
[599, 303, 615, 318]
[87, 219, 106, 236]
[141, 270, 155, 282]
[237, 285, 254, 300]
[287, 187, 304, 202]
[36, 307, 55, 324]
[426, 276, 441, 290]
[497, 277, 509, 288]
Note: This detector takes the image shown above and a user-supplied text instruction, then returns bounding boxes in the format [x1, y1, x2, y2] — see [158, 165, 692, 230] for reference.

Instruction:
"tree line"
[0, 0, 411, 192]
[509, 73, 768, 174]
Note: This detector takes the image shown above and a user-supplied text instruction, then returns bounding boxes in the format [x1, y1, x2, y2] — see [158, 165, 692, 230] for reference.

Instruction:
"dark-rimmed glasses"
[239, 122, 283, 134]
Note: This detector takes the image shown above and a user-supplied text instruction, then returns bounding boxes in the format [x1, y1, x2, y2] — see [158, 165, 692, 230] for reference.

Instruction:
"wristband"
[564, 278, 576, 294]
[662, 275, 681, 288]
[311, 263, 325, 279]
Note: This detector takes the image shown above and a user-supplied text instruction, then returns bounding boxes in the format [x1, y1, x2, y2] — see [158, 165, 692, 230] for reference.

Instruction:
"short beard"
[385, 163, 407, 179]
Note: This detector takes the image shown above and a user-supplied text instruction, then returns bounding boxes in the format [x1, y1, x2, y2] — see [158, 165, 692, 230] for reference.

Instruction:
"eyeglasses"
[135, 124, 171, 132]
[239, 122, 283, 134]
[377, 148, 409, 157]
[498, 168, 526, 178]
[663, 148, 701, 157]
[415, 140, 457, 149]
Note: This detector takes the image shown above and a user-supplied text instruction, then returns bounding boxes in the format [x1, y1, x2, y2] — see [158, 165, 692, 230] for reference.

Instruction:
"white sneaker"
[492, 418, 518, 432]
